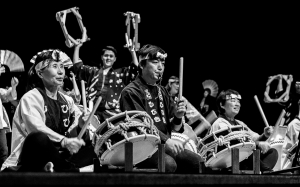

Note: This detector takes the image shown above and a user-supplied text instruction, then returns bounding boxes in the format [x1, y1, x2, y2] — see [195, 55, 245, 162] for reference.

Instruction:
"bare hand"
[78, 110, 91, 128]
[263, 126, 274, 138]
[75, 39, 84, 48]
[125, 34, 135, 51]
[174, 99, 187, 119]
[69, 71, 76, 80]
[165, 138, 184, 156]
[11, 77, 19, 87]
[61, 137, 85, 155]
[258, 141, 270, 154]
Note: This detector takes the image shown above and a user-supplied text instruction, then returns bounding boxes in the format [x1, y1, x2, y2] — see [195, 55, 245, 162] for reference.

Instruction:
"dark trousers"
[135, 147, 203, 173]
[17, 131, 96, 172]
[0, 129, 8, 168]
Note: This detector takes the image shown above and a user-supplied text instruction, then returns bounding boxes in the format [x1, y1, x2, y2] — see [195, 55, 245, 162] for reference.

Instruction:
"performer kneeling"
[120, 44, 203, 173]
[210, 89, 278, 172]
[1, 49, 96, 172]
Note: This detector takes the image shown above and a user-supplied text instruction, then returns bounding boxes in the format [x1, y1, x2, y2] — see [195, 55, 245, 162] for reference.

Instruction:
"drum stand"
[93, 142, 166, 173]
[232, 148, 261, 174]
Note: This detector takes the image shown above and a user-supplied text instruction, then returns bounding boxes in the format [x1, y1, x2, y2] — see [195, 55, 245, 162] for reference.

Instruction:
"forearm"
[130, 50, 138, 67]
[171, 116, 183, 132]
[73, 46, 82, 64]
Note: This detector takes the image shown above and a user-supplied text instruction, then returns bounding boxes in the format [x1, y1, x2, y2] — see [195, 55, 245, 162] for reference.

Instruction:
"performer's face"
[170, 81, 179, 95]
[221, 95, 241, 118]
[204, 90, 209, 97]
[39, 61, 65, 88]
[102, 50, 116, 69]
[142, 59, 165, 84]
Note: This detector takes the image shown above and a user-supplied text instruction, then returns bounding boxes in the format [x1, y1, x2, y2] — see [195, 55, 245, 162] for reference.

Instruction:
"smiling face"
[39, 60, 65, 90]
[220, 94, 241, 119]
[141, 59, 165, 85]
[101, 50, 116, 69]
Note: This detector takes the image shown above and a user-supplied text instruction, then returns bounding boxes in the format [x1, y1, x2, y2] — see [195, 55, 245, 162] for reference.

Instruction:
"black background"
[0, 1, 298, 133]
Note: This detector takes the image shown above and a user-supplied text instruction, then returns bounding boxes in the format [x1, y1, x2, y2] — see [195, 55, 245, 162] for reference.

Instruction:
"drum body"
[267, 126, 287, 171]
[93, 110, 161, 167]
[198, 125, 256, 169]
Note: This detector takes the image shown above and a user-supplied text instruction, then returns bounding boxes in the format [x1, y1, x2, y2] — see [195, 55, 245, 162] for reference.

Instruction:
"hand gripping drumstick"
[179, 57, 184, 100]
[254, 95, 270, 127]
[78, 96, 102, 139]
[81, 80, 87, 114]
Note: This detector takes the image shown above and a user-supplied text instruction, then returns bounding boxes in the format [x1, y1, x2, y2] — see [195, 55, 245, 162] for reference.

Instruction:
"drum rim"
[94, 110, 151, 135]
[171, 132, 198, 153]
[100, 134, 160, 166]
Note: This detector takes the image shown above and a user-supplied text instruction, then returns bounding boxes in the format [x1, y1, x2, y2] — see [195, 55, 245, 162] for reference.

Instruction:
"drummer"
[119, 44, 203, 173]
[1, 49, 97, 172]
[210, 89, 278, 172]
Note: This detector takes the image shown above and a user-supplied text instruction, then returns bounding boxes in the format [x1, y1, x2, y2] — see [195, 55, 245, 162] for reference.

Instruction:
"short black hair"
[216, 89, 240, 115]
[137, 44, 166, 74]
[102, 46, 117, 57]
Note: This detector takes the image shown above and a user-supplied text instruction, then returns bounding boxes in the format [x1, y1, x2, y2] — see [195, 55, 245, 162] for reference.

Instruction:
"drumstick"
[78, 96, 102, 139]
[275, 109, 286, 127]
[254, 95, 270, 127]
[179, 57, 184, 100]
[81, 80, 87, 114]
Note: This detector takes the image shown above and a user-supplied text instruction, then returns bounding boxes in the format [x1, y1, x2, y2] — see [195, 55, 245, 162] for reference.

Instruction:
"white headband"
[226, 94, 242, 100]
[30, 49, 72, 73]
[139, 51, 168, 63]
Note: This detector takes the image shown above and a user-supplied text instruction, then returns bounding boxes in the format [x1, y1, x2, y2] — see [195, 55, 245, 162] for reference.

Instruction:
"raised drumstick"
[179, 57, 183, 100]
[81, 80, 87, 114]
[254, 95, 270, 127]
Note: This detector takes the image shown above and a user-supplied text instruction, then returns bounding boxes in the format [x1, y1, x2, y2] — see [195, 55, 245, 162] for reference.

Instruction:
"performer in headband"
[0, 64, 19, 168]
[120, 44, 203, 173]
[1, 49, 96, 172]
[165, 76, 206, 131]
[71, 41, 139, 123]
[210, 89, 278, 172]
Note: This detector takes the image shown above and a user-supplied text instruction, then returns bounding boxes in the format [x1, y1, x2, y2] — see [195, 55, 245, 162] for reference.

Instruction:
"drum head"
[205, 142, 255, 169]
[100, 134, 160, 166]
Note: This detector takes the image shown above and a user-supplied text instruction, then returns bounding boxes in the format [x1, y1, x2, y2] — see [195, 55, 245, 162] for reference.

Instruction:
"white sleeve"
[20, 92, 65, 142]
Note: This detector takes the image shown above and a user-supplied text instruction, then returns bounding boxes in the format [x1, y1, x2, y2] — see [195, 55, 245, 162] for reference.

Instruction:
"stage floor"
[1, 172, 300, 186]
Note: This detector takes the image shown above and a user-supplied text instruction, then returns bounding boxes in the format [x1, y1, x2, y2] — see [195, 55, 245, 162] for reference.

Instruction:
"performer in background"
[71, 41, 139, 122]
[0, 64, 19, 168]
[199, 80, 218, 117]
[120, 44, 203, 173]
[59, 71, 81, 105]
[210, 89, 278, 172]
[1, 49, 96, 172]
[165, 76, 209, 134]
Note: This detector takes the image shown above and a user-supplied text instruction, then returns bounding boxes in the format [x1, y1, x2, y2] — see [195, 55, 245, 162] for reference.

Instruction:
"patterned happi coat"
[71, 61, 138, 122]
